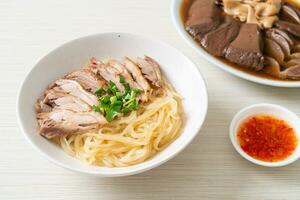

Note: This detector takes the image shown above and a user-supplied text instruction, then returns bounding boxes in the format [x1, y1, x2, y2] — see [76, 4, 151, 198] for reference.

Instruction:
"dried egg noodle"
[58, 81, 183, 167]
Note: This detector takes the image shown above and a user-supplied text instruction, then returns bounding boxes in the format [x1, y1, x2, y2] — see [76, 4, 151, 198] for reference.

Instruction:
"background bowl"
[17, 32, 208, 177]
[171, 0, 300, 87]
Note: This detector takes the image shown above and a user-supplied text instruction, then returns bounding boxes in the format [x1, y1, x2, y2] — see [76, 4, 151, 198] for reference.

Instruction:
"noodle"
[58, 81, 183, 167]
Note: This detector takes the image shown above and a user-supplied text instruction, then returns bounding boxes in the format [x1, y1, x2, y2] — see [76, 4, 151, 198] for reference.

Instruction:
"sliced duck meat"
[290, 52, 300, 58]
[37, 110, 107, 139]
[264, 57, 300, 80]
[281, 65, 300, 79]
[123, 57, 151, 92]
[89, 57, 102, 74]
[284, 58, 300, 68]
[35, 101, 52, 113]
[292, 43, 300, 51]
[88, 57, 125, 92]
[264, 56, 282, 78]
[105, 59, 139, 89]
[65, 69, 106, 93]
[280, 4, 300, 24]
[225, 24, 264, 71]
[50, 79, 99, 107]
[265, 29, 291, 58]
[40, 90, 91, 112]
[275, 20, 300, 37]
[135, 56, 163, 87]
[264, 37, 285, 64]
[272, 28, 294, 46]
[186, 0, 221, 37]
[285, 3, 300, 16]
[200, 17, 240, 57]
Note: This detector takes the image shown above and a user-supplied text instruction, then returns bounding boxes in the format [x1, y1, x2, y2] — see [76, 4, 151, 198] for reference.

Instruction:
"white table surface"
[1, 0, 300, 199]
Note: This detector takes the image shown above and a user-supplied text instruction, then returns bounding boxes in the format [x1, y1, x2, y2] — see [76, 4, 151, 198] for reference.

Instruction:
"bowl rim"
[229, 103, 300, 167]
[170, 0, 300, 88]
[16, 32, 209, 177]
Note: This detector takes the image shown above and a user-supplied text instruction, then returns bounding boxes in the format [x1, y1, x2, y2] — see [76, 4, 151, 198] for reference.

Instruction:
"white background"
[1, 0, 300, 199]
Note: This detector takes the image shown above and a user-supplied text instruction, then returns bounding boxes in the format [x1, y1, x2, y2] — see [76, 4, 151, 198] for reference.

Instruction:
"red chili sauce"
[237, 115, 298, 162]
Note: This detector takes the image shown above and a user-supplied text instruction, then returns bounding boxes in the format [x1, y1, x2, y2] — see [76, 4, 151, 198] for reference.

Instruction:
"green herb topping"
[92, 76, 141, 122]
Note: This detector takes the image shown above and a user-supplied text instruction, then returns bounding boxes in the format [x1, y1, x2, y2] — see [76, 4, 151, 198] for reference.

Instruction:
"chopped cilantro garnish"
[92, 76, 141, 122]
[94, 87, 105, 96]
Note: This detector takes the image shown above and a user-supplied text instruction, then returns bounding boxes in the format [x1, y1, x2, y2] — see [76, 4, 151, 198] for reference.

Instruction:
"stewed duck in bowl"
[172, 0, 300, 87]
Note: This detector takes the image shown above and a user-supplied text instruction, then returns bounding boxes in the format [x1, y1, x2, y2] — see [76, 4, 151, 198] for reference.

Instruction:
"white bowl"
[16, 32, 208, 177]
[230, 103, 300, 167]
[171, 0, 300, 87]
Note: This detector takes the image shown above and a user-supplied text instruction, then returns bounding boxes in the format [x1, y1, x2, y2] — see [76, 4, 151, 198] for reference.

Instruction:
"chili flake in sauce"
[237, 115, 298, 162]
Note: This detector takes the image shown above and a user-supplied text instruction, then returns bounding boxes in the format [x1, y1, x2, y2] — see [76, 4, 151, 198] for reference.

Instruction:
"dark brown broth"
[180, 0, 300, 81]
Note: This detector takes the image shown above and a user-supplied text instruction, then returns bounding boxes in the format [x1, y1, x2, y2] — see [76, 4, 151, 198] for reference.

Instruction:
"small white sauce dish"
[16, 32, 208, 177]
[230, 103, 300, 167]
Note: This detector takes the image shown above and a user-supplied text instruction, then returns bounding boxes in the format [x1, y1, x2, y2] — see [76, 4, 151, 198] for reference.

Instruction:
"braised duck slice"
[281, 65, 300, 79]
[290, 52, 300, 58]
[50, 79, 99, 107]
[264, 56, 282, 78]
[200, 17, 240, 57]
[88, 57, 125, 92]
[105, 59, 139, 89]
[281, 4, 300, 24]
[186, 0, 221, 37]
[35, 101, 52, 113]
[284, 58, 300, 68]
[272, 28, 294, 46]
[292, 43, 300, 51]
[37, 110, 107, 139]
[286, 3, 300, 16]
[65, 69, 106, 93]
[225, 24, 264, 71]
[264, 57, 300, 80]
[123, 57, 151, 92]
[264, 38, 285, 65]
[265, 29, 291, 58]
[123, 57, 152, 102]
[275, 20, 300, 37]
[39, 90, 91, 112]
[135, 56, 163, 88]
